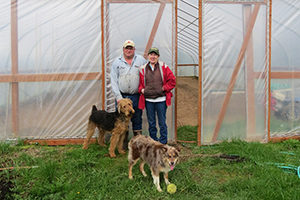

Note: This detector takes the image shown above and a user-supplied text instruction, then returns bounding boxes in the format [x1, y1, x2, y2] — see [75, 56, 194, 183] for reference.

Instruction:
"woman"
[138, 47, 176, 144]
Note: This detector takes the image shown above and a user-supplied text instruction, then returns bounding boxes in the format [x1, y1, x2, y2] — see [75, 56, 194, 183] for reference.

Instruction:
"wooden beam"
[101, 0, 105, 110]
[25, 138, 97, 146]
[244, 4, 256, 138]
[107, 0, 173, 3]
[143, 3, 166, 58]
[0, 72, 101, 83]
[212, 4, 260, 142]
[204, 0, 267, 5]
[177, 140, 196, 144]
[271, 72, 300, 79]
[197, 0, 202, 146]
[178, 64, 199, 66]
[267, 0, 272, 142]
[11, 0, 19, 137]
[12, 83, 19, 137]
[270, 135, 300, 143]
[250, 71, 300, 79]
[174, 0, 178, 142]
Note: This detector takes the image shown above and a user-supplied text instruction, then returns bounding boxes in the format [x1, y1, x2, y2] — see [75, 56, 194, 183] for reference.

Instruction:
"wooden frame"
[267, 0, 272, 141]
[197, 0, 203, 146]
[244, 4, 256, 139]
[174, 0, 178, 141]
[11, 0, 19, 137]
[143, 3, 166, 58]
[0, 73, 101, 82]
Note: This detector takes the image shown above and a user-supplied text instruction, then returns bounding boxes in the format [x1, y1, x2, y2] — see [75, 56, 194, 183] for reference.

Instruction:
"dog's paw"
[109, 153, 117, 158]
[142, 171, 147, 177]
[157, 187, 162, 192]
[129, 176, 133, 180]
[118, 150, 126, 154]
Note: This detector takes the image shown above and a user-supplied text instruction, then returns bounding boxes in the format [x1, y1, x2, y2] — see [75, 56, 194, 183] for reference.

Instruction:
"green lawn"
[1, 136, 300, 199]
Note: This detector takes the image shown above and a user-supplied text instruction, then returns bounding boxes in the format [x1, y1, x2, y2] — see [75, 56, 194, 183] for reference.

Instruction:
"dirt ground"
[177, 77, 199, 126]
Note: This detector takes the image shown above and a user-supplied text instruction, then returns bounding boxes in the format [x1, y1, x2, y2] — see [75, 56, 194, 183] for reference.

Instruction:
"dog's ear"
[92, 105, 97, 113]
[161, 146, 168, 154]
[169, 144, 181, 152]
[174, 145, 181, 152]
[128, 99, 133, 105]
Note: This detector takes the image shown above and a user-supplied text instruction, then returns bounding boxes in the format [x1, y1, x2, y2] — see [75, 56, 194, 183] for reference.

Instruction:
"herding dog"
[128, 135, 180, 192]
[82, 98, 135, 158]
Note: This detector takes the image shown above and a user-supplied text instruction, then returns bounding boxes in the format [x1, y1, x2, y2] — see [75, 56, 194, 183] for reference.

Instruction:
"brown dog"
[82, 98, 135, 158]
[128, 135, 180, 192]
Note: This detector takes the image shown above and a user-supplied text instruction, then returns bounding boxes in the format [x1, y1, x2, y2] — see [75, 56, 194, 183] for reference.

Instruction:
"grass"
[177, 121, 247, 142]
[1, 133, 300, 199]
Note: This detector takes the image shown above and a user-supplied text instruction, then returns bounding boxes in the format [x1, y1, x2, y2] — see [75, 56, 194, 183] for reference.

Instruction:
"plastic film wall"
[0, 0, 176, 142]
[201, 1, 269, 144]
[1, 0, 102, 140]
[270, 0, 300, 138]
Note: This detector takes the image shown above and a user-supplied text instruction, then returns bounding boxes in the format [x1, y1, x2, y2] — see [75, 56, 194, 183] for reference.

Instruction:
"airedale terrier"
[82, 98, 135, 158]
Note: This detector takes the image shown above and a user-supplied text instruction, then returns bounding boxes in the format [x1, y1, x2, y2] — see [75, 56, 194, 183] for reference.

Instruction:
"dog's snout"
[170, 161, 174, 165]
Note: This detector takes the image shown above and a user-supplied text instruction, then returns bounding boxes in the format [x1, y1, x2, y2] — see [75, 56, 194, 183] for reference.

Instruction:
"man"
[138, 47, 176, 144]
[110, 40, 147, 148]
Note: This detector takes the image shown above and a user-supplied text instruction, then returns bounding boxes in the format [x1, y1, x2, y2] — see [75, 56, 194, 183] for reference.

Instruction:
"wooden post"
[267, 0, 272, 141]
[101, 0, 106, 110]
[197, 0, 202, 146]
[243, 4, 256, 139]
[174, 0, 178, 141]
[143, 3, 166, 58]
[11, 0, 19, 137]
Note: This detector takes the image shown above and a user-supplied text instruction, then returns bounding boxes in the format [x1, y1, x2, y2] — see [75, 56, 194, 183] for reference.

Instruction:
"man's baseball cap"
[123, 40, 135, 48]
[148, 47, 160, 56]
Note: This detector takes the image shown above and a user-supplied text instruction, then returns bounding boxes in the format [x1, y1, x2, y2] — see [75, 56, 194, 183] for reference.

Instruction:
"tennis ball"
[167, 183, 177, 194]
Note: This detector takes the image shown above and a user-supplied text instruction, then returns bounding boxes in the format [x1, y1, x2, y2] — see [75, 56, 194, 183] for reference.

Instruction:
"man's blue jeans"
[121, 93, 143, 131]
[145, 101, 168, 144]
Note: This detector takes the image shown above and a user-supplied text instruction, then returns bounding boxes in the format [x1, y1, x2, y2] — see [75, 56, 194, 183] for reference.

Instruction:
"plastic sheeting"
[270, 0, 300, 138]
[1, 0, 102, 140]
[0, 0, 176, 142]
[201, 1, 269, 144]
[1, 0, 300, 144]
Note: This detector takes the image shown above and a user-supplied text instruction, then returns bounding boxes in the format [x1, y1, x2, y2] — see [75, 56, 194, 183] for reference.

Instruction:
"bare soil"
[177, 77, 199, 126]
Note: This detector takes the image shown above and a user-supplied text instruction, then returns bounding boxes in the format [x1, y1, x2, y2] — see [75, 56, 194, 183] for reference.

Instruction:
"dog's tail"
[92, 105, 98, 113]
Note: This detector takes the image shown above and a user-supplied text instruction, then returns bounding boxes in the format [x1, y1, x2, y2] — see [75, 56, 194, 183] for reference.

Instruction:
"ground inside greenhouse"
[177, 76, 199, 127]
